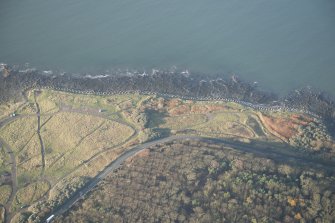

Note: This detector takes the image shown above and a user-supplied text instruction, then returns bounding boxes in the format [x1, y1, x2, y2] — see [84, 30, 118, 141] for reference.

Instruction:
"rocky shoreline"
[1, 64, 334, 135]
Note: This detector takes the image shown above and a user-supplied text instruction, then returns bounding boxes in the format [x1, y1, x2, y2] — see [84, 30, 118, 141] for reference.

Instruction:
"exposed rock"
[0, 64, 10, 78]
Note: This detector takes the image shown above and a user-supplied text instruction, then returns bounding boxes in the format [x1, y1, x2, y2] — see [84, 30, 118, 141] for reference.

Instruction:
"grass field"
[0, 101, 24, 119]
[160, 114, 207, 130]
[0, 117, 37, 154]
[0, 146, 11, 175]
[0, 90, 142, 221]
[191, 112, 255, 138]
[40, 112, 134, 182]
[16, 103, 36, 115]
[36, 90, 145, 115]
[0, 185, 11, 205]
[37, 97, 58, 114]
[12, 180, 50, 210]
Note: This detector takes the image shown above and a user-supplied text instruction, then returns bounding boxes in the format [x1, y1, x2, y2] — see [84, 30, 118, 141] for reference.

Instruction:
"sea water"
[0, 0, 334, 95]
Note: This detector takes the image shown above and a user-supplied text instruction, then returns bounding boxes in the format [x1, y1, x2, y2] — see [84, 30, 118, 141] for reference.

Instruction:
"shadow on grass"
[145, 109, 168, 128]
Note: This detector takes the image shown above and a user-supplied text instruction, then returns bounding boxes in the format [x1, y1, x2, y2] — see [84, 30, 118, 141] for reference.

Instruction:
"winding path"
[34, 91, 46, 174]
[0, 138, 17, 223]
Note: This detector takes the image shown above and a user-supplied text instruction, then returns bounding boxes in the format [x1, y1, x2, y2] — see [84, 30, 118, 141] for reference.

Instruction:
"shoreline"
[1, 63, 334, 135]
[38, 85, 321, 119]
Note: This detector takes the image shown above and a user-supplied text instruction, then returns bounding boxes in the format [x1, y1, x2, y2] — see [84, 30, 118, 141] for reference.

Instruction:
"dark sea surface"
[0, 0, 334, 95]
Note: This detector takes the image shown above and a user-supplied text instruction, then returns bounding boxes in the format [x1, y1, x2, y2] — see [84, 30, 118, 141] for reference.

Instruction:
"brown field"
[259, 113, 304, 141]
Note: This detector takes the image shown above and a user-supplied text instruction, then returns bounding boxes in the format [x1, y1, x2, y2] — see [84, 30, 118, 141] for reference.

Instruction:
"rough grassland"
[0, 101, 24, 119]
[1, 89, 333, 223]
[16, 103, 36, 115]
[0, 117, 37, 154]
[142, 97, 267, 140]
[41, 112, 134, 181]
[15, 134, 42, 187]
[191, 113, 255, 138]
[0, 90, 140, 222]
[160, 114, 207, 130]
[0, 185, 11, 204]
[38, 90, 144, 115]
[0, 146, 11, 174]
[14, 180, 50, 208]
[37, 96, 58, 114]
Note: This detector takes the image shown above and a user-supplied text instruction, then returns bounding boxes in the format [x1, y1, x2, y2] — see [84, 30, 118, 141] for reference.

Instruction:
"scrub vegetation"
[0, 89, 334, 222]
[140, 96, 335, 158]
[56, 140, 335, 223]
[0, 101, 26, 120]
[0, 185, 11, 205]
